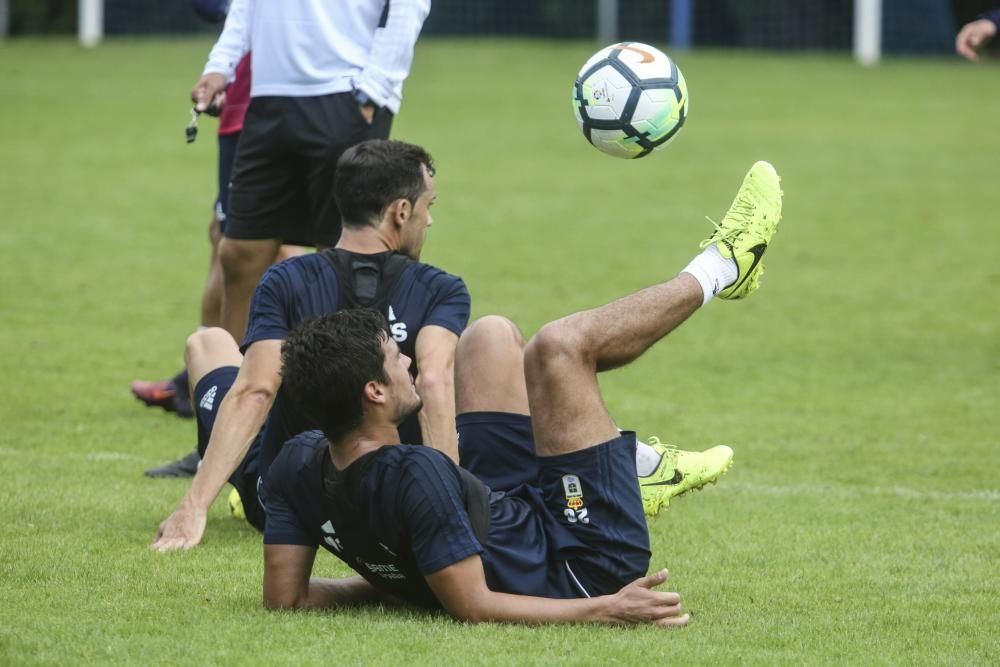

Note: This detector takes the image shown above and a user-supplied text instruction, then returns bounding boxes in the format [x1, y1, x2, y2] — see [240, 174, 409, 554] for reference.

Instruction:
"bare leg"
[455, 316, 530, 416]
[184, 327, 243, 390]
[524, 273, 703, 457]
[219, 237, 282, 343]
[200, 216, 225, 328]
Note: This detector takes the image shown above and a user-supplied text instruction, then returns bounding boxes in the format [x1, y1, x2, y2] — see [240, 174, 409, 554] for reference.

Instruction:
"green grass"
[1, 37, 998, 665]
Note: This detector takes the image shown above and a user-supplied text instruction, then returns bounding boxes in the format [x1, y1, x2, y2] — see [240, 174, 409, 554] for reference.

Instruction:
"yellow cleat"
[702, 161, 783, 300]
[639, 437, 734, 517]
[228, 487, 246, 521]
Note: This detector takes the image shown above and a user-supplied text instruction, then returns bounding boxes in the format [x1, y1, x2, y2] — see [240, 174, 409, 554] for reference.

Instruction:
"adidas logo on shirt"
[388, 305, 408, 342]
[199, 385, 218, 411]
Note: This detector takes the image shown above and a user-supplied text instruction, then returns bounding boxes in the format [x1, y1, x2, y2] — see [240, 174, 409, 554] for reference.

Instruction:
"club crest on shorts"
[562, 474, 590, 525]
[562, 474, 584, 510]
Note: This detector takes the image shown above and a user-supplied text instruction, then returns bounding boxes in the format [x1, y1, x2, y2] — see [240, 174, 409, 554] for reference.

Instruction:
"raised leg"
[523, 273, 703, 457]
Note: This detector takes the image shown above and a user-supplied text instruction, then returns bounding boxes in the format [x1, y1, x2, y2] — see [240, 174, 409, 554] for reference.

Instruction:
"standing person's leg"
[200, 130, 242, 330]
[200, 214, 225, 328]
[218, 237, 282, 341]
[222, 97, 300, 342]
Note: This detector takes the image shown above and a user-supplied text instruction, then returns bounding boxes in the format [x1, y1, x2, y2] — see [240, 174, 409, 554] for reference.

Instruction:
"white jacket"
[203, 0, 431, 114]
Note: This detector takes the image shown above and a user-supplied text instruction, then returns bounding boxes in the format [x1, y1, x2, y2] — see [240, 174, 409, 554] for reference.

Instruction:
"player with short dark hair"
[335, 140, 434, 226]
[260, 161, 783, 625]
[151, 139, 468, 548]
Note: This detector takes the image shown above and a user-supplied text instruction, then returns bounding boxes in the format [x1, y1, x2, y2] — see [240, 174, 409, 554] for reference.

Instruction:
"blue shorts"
[457, 412, 539, 491]
[193, 365, 265, 530]
[213, 132, 240, 230]
[458, 412, 650, 597]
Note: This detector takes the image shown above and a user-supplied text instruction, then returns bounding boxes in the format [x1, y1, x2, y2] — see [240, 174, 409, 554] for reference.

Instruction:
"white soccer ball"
[572, 42, 689, 159]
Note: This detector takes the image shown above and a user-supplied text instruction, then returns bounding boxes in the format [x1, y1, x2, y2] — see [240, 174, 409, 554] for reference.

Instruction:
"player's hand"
[599, 569, 689, 627]
[358, 103, 376, 125]
[191, 72, 228, 114]
[956, 18, 997, 62]
[150, 498, 208, 552]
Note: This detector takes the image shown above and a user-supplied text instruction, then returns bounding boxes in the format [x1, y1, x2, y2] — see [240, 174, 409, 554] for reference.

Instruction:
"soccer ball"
[572, 42, 688, 159]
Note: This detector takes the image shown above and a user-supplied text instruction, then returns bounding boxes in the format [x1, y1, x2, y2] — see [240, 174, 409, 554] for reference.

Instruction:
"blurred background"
[4, 0, 1000, 55]
[1, 0, 998, 664]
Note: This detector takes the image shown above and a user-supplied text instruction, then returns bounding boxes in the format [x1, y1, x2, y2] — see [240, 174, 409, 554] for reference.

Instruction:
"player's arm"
[956, 12, 999, 61]
[355, 0, 431, 112]
[193, 0, 251, 111]
[151, 339, 283, 552]
[263, 544, 381, 610]
[425, 555, 689, 627]
[414, 324, 459, 463]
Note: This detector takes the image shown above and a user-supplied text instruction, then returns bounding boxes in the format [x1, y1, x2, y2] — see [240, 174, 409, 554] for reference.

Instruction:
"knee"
[219, 238, 270, 280]
[462, 315, 524, 349]
[457, 316, 524, 365]
[208, 216, 222, 246]
[523, 319, 586, 380]
[185, 327, 234, 367]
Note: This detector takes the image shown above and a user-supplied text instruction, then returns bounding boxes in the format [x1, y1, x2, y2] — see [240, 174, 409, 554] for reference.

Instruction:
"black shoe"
[144, 449, 200, 478]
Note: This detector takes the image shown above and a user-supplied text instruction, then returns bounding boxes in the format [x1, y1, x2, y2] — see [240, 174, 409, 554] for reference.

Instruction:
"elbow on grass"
[443, 601, 486, 625]
[263, 595, 303, 611]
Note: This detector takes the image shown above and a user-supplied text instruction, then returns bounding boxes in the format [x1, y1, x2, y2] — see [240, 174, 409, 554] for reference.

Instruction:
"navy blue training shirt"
[243, 251, 469, 476]
[261, 433, 589, 607]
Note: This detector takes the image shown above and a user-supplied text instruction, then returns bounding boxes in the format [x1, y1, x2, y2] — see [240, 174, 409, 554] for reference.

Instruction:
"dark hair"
[281, 309, 389, 442]
[334, 139, 435, 228]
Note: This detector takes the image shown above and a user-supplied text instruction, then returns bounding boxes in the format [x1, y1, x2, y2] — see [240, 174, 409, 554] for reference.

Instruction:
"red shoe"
[130, 378, 194, 418]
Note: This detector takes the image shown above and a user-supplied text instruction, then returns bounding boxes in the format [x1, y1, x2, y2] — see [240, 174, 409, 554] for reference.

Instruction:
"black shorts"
[193, 366, 265, 531]
[224, 93, 393, 247]
[214, 132, 240, 231]
[458, 412, 650, 597]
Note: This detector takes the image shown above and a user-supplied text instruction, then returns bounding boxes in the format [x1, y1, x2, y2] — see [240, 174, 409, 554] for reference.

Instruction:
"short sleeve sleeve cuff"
[980, 10, 1000, 29]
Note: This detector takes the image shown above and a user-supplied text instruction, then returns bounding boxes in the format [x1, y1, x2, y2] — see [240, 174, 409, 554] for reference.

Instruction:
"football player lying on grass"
[261, 161, 782, 625]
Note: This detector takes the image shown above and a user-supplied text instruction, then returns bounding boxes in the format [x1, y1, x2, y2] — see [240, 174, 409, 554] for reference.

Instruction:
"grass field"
[1, 37, 998, 665]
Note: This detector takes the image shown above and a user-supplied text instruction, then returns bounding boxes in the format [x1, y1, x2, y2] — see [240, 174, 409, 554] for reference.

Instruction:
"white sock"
[635, 441, 662, 477]
[681, 245, 739, 305]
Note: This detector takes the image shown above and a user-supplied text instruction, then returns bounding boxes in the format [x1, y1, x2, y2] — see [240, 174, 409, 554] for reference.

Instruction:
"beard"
[393, 391, 423, 425]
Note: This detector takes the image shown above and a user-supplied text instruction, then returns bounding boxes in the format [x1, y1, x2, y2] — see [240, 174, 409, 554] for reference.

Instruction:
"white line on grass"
[84, 451, 148, 462]
[0, 448, 150, 462]
[724, 480, 1000, 503]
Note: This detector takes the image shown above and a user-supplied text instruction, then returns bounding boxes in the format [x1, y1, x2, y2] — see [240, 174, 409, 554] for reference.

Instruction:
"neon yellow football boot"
[639, 437, 734, 517]
[702, 161, 783, 300]
[228, 488, 246, 521]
